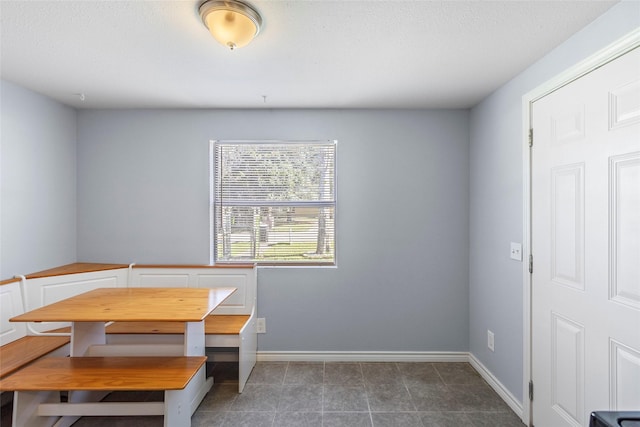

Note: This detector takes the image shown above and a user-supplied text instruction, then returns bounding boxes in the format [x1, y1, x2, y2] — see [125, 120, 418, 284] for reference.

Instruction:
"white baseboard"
[256, 350, 524, 422]
[257, 351, 469, 363]
[468, 353, 524, 419]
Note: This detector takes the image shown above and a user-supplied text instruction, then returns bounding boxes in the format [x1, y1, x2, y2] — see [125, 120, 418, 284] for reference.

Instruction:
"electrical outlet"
[510, 242, 522, 261]
[488, 330, 495, 352]
[257, 317, 266, 334]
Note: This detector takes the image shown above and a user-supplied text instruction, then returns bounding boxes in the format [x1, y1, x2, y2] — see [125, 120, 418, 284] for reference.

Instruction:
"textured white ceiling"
[0, 0, 618, 109]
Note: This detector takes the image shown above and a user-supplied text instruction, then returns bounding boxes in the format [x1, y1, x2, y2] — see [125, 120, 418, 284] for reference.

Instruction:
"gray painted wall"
[1, 0, 636, 407]
[469, 0, 640, 403]
[0, 80, 77, 279]
[76, 109, 470, 352]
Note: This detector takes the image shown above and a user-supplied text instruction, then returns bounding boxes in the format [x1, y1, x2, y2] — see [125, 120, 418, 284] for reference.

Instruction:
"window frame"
[209, 140, 337, 266]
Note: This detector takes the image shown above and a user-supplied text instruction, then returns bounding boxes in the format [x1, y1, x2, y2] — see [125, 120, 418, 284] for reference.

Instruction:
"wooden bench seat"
[0, 335, 70, 379]
[105, 314, 251, 335]
[0, 356, 206, 391]
[0, 280, 71, 388]
[105, 313, 256, 393]
[1, 356, 206, 427]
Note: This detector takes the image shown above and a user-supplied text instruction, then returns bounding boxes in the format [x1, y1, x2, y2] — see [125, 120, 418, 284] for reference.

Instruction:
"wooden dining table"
[9, 287, 236, 357]
[11, 287, 236, 357]
[9, 286, 236, 422]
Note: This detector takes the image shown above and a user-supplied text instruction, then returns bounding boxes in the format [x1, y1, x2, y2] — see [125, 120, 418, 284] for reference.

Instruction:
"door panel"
[609, 152, 640, 309]
[551, 163, 585, 289]
[532, 47, 640, 426]
[551, 312, 585, 425]
[610, 339, 640, 409]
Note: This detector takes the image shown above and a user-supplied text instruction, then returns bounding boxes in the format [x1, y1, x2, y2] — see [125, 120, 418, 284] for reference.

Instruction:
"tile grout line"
[321, 361, 325, 427]
[360, 362, 376, 427]
[396, 362, 428, 426]
[321, 361, 324, 418]
[276, 361, 289, 426]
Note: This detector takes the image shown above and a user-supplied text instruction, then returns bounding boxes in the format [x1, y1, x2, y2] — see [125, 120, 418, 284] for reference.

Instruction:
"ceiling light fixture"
[199, 0, 262, 50]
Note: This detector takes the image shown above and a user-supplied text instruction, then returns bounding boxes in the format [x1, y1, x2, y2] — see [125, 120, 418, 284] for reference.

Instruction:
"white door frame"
[521, 28, 640, 426]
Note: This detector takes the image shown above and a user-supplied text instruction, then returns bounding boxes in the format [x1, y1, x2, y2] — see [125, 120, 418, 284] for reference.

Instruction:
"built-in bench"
[0, 278, 71, 424]
[15, 262, 257, 393]
[109, 264, 257, 393]
[0, 279, 70, 380]
[0, 333, 70, 379]
[0, 356, 206, 427]
[106, 314, 251, 337]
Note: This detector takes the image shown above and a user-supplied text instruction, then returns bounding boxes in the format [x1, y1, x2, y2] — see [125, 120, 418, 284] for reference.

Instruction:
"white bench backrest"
[0, 281, 27, 345]
[23, 269, 128, 332]
[12, 266, 255, 333]
[129, 267, 257, 315]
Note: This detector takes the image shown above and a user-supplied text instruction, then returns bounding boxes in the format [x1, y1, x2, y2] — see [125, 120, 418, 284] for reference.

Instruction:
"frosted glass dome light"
[199, 0, 262, 50]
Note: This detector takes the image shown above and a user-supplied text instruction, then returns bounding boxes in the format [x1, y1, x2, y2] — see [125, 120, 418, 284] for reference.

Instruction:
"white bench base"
[13, 388, 195, 427]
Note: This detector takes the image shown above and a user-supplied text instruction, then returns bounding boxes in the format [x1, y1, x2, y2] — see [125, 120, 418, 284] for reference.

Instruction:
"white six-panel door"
[532, 47, 640, 426]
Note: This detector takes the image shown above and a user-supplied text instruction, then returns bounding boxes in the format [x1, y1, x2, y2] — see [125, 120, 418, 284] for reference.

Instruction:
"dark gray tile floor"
[1, 362, 525, 426]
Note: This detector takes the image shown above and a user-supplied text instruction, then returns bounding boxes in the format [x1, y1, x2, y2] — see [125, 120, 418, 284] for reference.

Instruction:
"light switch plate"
[510, 242, 522, 261]
[257, 317, 266, 334]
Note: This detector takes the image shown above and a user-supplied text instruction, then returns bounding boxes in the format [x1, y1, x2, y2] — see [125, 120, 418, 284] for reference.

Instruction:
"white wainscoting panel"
[23, 269, 127, 333]
[0, 281, 27, 345]
[196, 273, 252, 314]
[135, 273, 190, 288]
[129, 267, 256, 315]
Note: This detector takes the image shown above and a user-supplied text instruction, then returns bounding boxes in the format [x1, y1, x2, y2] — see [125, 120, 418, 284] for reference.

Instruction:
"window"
[211, 140, 336, 265]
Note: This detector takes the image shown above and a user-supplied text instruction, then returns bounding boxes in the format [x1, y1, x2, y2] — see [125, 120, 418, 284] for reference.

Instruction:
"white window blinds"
[211, 141, 336, 265]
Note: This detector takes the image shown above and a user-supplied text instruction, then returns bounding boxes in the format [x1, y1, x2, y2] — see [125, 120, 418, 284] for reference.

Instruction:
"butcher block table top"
[10, 287, 236, 323]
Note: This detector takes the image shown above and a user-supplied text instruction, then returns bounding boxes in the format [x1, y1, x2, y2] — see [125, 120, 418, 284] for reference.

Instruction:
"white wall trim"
[521, 27, 640, 427]
[469, 353, 524, 420]
[257, 351, 469, 363]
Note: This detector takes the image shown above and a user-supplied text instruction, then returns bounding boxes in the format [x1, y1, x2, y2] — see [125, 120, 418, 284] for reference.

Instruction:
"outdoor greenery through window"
[211, 141, 336, 265]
